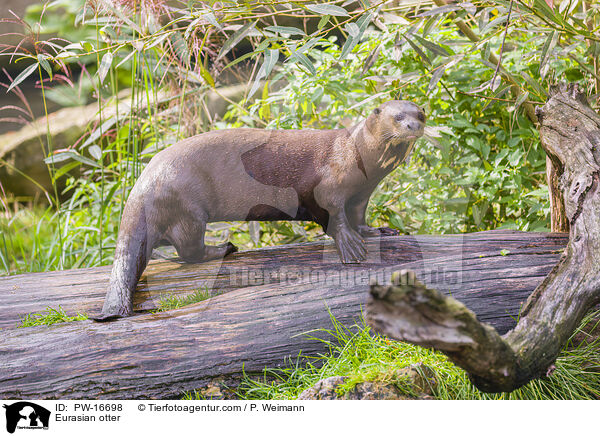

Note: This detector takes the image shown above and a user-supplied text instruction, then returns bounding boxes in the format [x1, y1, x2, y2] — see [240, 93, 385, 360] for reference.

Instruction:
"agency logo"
[3, 402, 50, 434]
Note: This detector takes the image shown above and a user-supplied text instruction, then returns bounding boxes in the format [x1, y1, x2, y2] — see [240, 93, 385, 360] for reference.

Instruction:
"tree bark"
[366, 83, 600, 392]
[0, 231, 565, 399]
[547, 155, 569, 232]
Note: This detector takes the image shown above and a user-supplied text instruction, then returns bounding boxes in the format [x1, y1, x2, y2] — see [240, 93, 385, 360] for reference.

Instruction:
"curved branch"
[366, 83, 600, 392]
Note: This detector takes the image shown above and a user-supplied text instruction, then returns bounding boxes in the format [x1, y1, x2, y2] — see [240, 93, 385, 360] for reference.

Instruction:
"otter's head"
[367, 100, 426, 145]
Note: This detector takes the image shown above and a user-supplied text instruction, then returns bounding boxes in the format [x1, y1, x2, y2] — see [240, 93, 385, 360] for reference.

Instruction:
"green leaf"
[290, 52, 316, 75]
[82, 41, 94, 52]
[339, 22, 363, 60]
[170, 33, 190, 66]
[317, 15, 330, 29]
[539, 30, 559, 77]
[7, 62, 39, 93]
[361, 44, 381, 76]
[248, 49, 278, 97]
[217, 22, 257, 60]
[185, 17, 202, 40]
[202, 11, 221, 30]
[88, 144, 102, 160]
[428, 65, 445, 92]
[51, 160, 80, 182]
[415, 4, 461, 17]
[306, 4, 349, 16]
[37, 54, 52, 80]
[262, 49, 279, 78]
[356, 12, 372, 33]
[44, 151, 100, 168]
[403, 34, 431, 66]
[345, 22, 360, 38]
[199, 63, 215, 88]
[340, 35, 359, 60]
[97, 51, 113, 84]
[264, 25, 306, 36]
[413, 35, 453, 57]
[513, 91, 529, 117]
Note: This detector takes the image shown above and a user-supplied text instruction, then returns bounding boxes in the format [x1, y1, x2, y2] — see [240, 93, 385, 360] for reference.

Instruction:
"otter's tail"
[95, 199, 150, 321]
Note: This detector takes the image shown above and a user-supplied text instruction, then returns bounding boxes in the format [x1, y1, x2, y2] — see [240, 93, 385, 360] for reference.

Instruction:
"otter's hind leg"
[168, 212, 237, 263]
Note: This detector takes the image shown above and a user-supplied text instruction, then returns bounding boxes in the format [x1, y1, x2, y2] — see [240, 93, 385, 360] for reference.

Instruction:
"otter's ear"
[373, 108, 381, 115]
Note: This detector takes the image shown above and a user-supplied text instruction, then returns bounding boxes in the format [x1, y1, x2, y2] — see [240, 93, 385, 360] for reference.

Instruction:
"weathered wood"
[366, 83, 600, 393]
[0, 231, 566, 399]
[547, 155, 569, 232]
[0, 232, 566, 331]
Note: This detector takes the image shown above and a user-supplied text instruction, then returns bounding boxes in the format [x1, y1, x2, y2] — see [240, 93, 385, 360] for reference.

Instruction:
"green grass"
[227, 311, 600, 400]
[17, 306, 88, 328]
[152, 288, 214, 313]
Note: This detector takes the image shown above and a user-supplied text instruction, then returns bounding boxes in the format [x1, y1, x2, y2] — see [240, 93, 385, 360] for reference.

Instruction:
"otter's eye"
[394, 113, 405, 122]
[417, 112, 425, 122]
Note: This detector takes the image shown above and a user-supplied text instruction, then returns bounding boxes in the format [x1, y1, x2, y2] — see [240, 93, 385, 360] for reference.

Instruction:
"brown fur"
[96, 100, 425, 319]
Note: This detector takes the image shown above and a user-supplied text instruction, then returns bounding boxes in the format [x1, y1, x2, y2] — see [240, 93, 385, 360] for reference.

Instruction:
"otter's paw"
[335, 228, 367, 263]
[357, 225, 400, 237]
[224, 242, 238, 256]
[92, 313, 129, 322]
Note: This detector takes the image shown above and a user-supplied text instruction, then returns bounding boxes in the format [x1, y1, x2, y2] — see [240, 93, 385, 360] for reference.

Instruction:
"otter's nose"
[407, 120, 422, 131]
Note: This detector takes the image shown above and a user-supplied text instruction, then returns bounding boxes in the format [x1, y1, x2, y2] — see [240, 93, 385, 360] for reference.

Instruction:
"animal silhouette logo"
[3, 402, 50, 433]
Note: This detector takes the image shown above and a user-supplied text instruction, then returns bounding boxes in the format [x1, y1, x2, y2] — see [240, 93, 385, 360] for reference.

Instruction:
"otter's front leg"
[347, 197, 400, 237]
[327, 206, 367, 263]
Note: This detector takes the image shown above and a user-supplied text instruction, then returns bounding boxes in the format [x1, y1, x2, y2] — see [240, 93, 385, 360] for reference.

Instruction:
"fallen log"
[0, 231, 566, 399]
[366, 83, 600, 393]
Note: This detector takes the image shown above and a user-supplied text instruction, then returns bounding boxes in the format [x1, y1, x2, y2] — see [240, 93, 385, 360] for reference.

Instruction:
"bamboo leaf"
[198, 64, 214, 88]
[264, 25, 306, 36]
[88, 145, 102, 160]
[249, 221, 261, 245]
[415, 4, 461, 17]
[413, 35, 453, 57]
[44, 151, 100, 168]
[361, 44, 381, 76]
[7, 63, 39, 93]
[428, 65, 445, 92]
[185, 17, 202, 40]
[340, 34, 359, 60]
[513, 90, 530, 121]
[97, 51, 113, 84]
[37, 54, 52, 80]
[217, 21, 256, 60]
[318, 15, 330, 29]
[144, 33, 169, 50]
[356, 13, 372, 33]
[481, 14, 508, 34]
[403, 34, 431, 66]
[249, 49, 278, 97]
[202, 11, 221, 30]
[263, 49, 279, 77]
[51, 160, 80, 182]
[345, 22, 360, 38]
[291, 52, 316, 75]
[306, 4, 349, 17]
[539, 30, 559, 77]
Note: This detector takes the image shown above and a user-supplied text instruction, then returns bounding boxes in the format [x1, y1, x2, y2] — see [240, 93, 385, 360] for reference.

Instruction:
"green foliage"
[17, 306, 87, 328]
[234, 311, 600, 400]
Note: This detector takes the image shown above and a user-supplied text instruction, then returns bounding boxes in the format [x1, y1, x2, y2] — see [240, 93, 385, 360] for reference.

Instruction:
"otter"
[96, 100, 425, 319]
